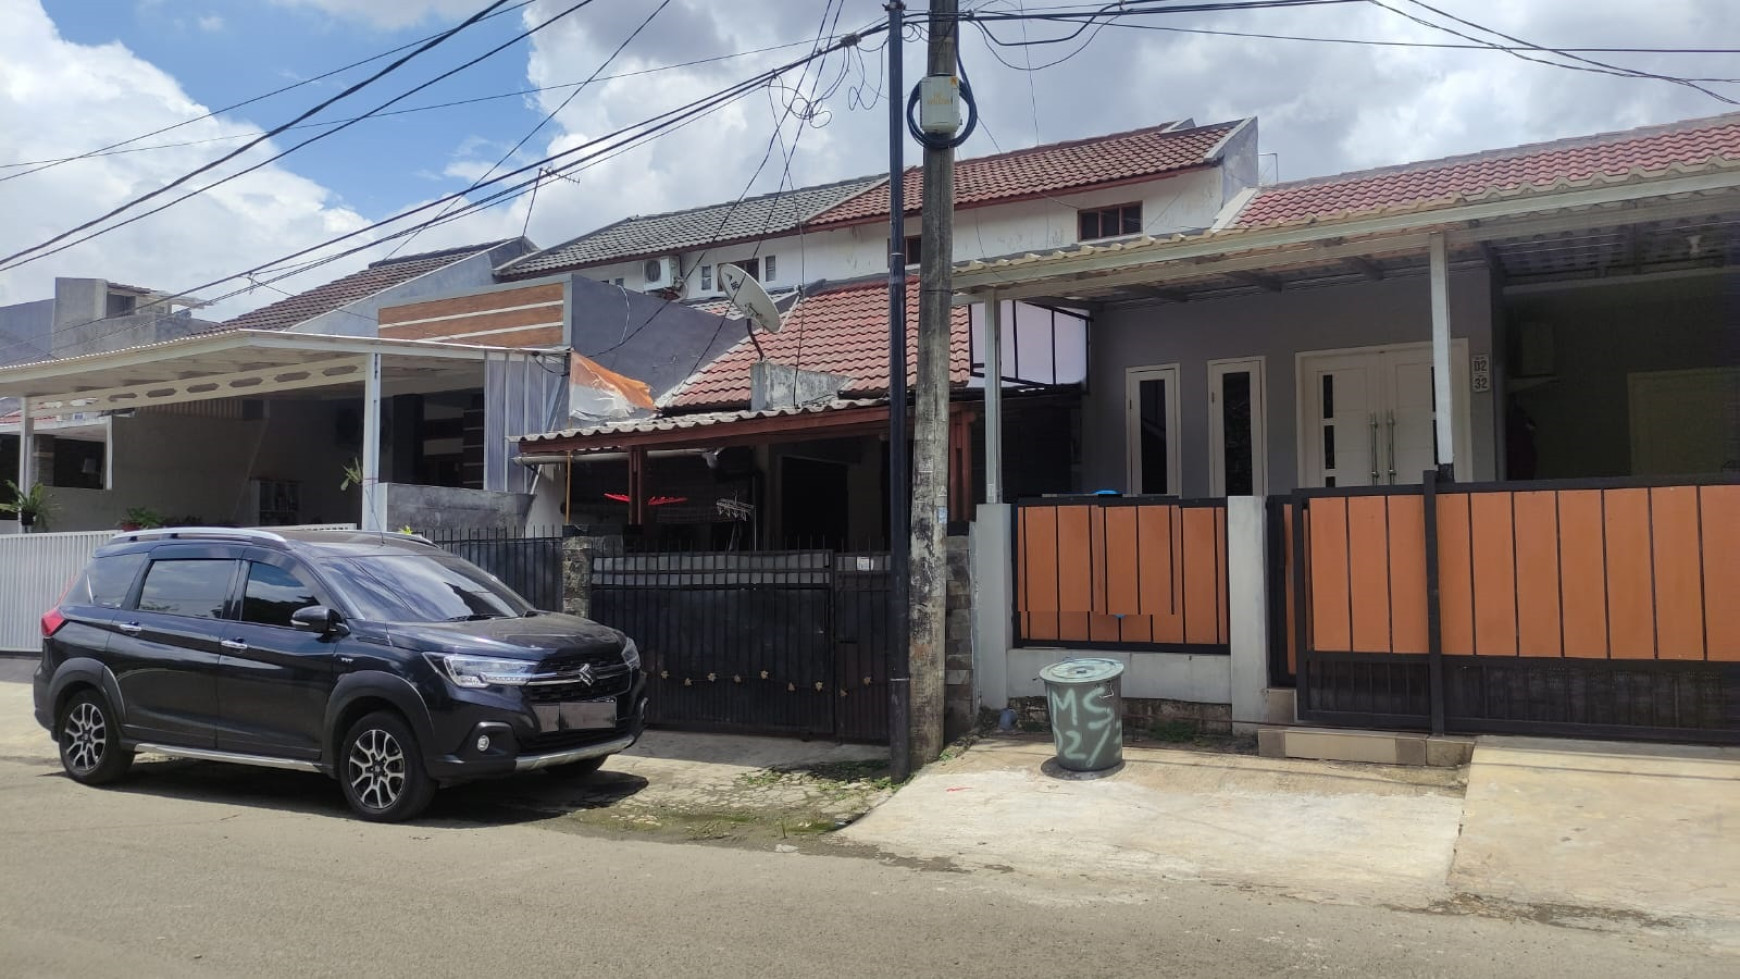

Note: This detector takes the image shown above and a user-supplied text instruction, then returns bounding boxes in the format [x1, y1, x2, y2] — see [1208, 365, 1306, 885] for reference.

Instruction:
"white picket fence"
[0, 525, 356, 654]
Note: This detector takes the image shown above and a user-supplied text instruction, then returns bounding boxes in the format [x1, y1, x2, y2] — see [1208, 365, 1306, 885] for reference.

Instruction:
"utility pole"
[907, 0, 959, 770]
[883, 0, 911, 784]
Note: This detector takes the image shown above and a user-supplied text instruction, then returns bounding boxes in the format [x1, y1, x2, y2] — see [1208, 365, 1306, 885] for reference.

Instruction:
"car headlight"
[620, 638, 641, 671]
[426, 653, 541, 688]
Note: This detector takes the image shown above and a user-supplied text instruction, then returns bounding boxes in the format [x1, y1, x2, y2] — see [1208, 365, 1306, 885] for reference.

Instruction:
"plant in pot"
[1, 480, 56, 532]
[119, 506, 166, 532]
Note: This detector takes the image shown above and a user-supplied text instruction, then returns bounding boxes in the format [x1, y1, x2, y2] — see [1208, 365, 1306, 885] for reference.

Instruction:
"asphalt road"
[0, 668, 1732, 978]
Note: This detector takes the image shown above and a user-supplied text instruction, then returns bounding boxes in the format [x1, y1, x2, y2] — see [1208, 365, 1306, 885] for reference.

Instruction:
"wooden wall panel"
[1557, 490, 1610, 658]
[1512, 491, 1563, 658]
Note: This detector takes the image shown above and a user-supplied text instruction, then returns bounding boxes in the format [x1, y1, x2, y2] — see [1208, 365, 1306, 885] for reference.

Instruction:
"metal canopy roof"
[0, 329, 537, 412]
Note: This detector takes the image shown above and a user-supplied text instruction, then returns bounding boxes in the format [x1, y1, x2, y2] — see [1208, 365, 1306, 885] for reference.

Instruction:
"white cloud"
[0, 0, 378, 322]
[197, 14, 223, 33]
[270, 0, 489, 31]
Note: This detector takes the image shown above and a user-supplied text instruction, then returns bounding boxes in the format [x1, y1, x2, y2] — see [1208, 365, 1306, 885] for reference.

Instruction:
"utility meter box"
[918, 74, 961, 134]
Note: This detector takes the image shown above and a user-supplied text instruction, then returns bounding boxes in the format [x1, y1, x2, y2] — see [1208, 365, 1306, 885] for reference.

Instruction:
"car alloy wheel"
[63, 700, 106, 775]
[347, 727, 407, 811]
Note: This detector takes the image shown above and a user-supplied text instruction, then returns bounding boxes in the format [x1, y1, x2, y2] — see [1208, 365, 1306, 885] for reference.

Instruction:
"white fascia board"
[953, 168, 1740, 297]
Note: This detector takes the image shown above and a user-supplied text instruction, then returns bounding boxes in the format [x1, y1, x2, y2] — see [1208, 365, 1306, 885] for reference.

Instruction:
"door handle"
[1369, 416, 1380, 484]
[1387, 410, 1398, 484]
[221, 639, 249, 651]
[117, 622, 142, 636]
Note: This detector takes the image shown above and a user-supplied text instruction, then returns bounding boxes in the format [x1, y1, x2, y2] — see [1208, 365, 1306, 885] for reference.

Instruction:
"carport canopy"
[0, 329, 539, 530]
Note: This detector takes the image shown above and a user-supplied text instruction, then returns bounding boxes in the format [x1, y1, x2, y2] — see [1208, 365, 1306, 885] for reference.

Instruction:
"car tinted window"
[71, 552, 147, 608]
[319, 554, 529, 623]
[242, 563, 319, 628]
[136, 559, 237, 619]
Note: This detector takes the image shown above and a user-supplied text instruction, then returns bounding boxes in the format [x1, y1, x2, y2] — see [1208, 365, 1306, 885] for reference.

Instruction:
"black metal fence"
[587, 549, 892, 743]
[427, 526, 565, 612]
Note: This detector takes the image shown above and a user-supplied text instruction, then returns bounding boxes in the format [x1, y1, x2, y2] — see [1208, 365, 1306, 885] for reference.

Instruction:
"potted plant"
[118, 506, 166, 532]
[1, 480, 55, 532]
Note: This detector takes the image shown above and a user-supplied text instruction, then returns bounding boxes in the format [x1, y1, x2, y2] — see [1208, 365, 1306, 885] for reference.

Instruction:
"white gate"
[0, 524, 356, 653]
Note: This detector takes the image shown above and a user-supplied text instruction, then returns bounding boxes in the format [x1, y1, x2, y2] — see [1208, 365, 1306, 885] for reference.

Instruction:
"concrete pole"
[983, 292, 1003, 505]
[1429, 233, 1455, 477]
[361, 353, 384, 531]
[907, 0, 959, 769]
[17, 396, 33, 496]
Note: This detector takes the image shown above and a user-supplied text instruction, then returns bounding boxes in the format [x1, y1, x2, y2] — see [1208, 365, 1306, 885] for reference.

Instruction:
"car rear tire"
[58, 689, 134, 785]
[339, 711, 435, 822]
[545, 755, 608, 779]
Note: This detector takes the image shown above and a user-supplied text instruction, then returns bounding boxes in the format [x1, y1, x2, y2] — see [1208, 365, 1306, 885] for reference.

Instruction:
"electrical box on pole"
[917, 75, 960, 134]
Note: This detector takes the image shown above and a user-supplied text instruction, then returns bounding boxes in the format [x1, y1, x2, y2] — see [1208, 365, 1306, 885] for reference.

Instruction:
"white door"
[1628, 367, 1740, 475]
[1126, 365, 1180, 495]
[1299, 341, 1471, 488]
[1209, 358, 1267, 496]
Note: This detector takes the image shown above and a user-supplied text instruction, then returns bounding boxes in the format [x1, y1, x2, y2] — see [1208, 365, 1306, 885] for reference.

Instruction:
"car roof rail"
[110, 527, 290, 546]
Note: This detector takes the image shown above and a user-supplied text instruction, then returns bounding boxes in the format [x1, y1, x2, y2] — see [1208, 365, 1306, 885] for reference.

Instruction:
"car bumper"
[419, 671, 648, 782]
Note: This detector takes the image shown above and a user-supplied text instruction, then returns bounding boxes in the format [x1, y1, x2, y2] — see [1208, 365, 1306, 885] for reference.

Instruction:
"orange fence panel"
[1346, 496, 1392, 653]
[1557, 490, 1609, 658]
[1387, 495, 1429, 654]
[1468, 492, 1519, 657]
[1017, 506, 1057, 614]
[1704, 485, 1740, 662]
[1651, 486, 1706, 661]
[1604, 488, 1655, 660]
[1056, 506, 1095, 614]
[1512, 491, 1563, 658]
[1102, 507, 1141, 616]
[1135, 505, 1175, 619]
[1183, 507, 1222, 646]
[1436, 494, 1475, 656]
[1309, 498, 1351, 653]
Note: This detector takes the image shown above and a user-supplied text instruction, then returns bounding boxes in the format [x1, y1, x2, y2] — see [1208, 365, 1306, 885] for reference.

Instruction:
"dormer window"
[1078, 203, 1143, 241]
[106, 292, 137, 317]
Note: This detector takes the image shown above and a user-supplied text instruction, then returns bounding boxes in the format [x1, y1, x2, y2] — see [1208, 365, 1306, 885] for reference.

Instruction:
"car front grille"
[519, 648, 636, 702]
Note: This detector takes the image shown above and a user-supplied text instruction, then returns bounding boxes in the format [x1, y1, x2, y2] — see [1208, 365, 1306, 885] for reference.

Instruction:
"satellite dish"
[718, 263, 783, 334]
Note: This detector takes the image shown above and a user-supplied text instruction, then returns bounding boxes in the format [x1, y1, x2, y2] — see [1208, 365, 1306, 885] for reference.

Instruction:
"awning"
[0, 329, 539, 412]
[515, 397, 981, 455]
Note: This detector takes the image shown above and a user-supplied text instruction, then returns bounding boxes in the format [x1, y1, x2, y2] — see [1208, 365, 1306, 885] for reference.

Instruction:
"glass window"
[242, 563, 320, 629]
[1221, 371, 1255, 496]
[1139, 377, 1169, 495]
[763, 255, 777, 282]
[70, 553, 147, 608]
[700, 265, 713, 290]
[319, 554, 529, 623]
[137, 559, 237, 619]
[1078, 203, 1142, 241]
[725, 257, 759, 281]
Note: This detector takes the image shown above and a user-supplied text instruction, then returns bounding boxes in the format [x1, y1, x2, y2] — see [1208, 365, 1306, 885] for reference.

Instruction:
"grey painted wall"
[0, 298, 53, 366]
[1085, 267, 1497, 496]
[288, 239, 536, 338]
[1506, 272, 1740, 478]
[385, 483, 533, 533]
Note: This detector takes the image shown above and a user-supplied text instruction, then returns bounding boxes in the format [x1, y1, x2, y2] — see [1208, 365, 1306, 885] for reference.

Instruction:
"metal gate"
[431, 529, 565, 612]
[587, 550, 891, 742]
[1291, 473, 1740, 743]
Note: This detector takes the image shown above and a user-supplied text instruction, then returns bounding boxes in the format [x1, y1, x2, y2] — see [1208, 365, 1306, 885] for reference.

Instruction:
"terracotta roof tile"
[220, 241, 509, 332]
[1237, 113, 1740, 229]
[666, 279, 969, 410]
[810, 120, 1238, 227]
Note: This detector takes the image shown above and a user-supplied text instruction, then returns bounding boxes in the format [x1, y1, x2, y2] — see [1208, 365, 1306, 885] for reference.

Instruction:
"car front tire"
[339, 711, 435, 822]
[58, 689, 134, 785]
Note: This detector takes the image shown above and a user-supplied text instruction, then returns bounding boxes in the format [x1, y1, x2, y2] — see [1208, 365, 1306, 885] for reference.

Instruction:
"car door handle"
[221, 639, 249, 651]
[117, 622, 142, 636]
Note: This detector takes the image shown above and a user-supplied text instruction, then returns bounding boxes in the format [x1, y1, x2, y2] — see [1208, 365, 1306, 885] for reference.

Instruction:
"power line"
[0, 0, 541, 185]
[0, 0, 519, 270]
[0, 38, 844, 174]
[0, 0, 604, 275]
[0, 31, 881, 363]
[388, 0, 676, 260]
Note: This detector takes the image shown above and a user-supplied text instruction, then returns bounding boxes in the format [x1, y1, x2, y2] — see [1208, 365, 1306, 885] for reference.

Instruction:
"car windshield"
[318, 553, 531, 623]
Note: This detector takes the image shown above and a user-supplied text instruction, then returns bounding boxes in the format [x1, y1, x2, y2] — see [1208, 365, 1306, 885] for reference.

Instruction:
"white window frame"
[1125, 364, 1180, 496]
[1208, 356, 1267, 497]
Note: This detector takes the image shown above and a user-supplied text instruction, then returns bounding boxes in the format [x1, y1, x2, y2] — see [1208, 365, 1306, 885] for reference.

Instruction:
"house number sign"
[1471, 354, 1491, 393]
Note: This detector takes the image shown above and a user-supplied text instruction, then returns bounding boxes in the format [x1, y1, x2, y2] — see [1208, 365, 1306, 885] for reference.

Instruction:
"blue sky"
[40, 0, 547, 217]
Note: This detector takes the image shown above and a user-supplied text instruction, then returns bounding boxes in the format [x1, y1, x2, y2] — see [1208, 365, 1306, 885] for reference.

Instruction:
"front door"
[1299, 341, 1471, 488]
[213, 553, 338, 760]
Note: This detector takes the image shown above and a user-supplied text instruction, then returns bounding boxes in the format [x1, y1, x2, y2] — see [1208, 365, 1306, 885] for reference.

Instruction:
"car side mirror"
[291, 605, 345, 635]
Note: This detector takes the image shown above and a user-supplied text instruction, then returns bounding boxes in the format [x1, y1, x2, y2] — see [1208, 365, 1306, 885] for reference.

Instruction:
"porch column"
[626, 444, 647, 527]
[360, 353, 385, 531]
[17, 396, 33, 496]
[1429, 233, 1455, 475]
[982, 291, 1003, 504]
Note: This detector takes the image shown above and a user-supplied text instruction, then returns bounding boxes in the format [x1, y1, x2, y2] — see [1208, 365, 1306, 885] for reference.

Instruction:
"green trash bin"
[1039, 658, 1125, 772]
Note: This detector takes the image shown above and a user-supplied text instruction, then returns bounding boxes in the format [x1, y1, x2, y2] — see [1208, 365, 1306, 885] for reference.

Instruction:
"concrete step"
[1258, 725, 1474, 768]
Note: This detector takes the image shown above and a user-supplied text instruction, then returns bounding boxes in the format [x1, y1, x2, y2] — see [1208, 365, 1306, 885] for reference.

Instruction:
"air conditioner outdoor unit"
[641, 256, 680, 292]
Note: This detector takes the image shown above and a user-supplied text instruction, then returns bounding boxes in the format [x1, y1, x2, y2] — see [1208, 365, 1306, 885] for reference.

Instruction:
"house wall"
[578, 167, 1235, 297]
[0, 298, 53, 366]
[384, 483, 534, 533]
[1084, 267, 1498, 496]
[1505, 272, 1740, 478]
[290, 240, 534, 338]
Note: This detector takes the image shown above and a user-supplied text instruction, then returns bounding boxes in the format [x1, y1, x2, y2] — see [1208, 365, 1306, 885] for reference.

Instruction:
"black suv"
[31, 528, 646, 821]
